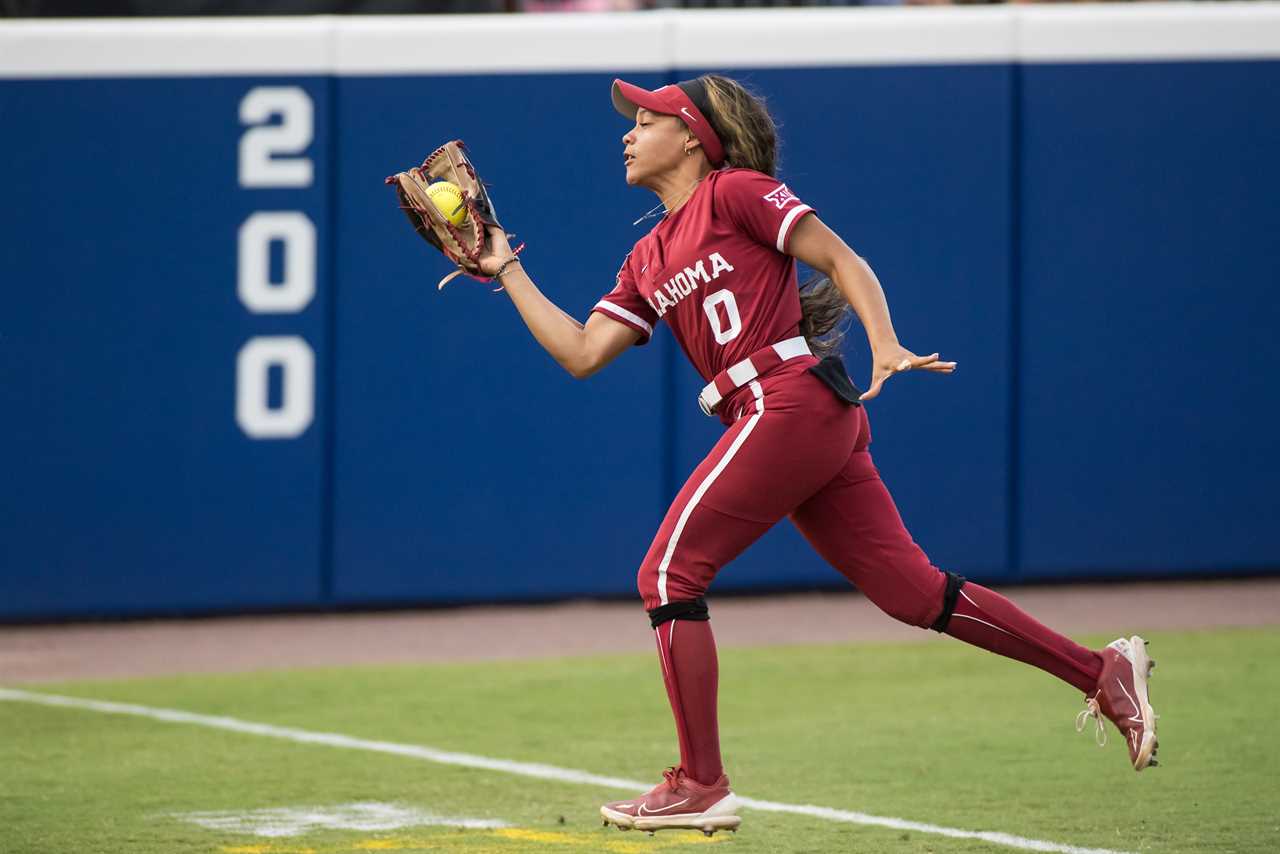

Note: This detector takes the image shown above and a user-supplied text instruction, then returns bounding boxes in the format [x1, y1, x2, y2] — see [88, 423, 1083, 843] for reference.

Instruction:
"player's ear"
[683, 134, 701, 156]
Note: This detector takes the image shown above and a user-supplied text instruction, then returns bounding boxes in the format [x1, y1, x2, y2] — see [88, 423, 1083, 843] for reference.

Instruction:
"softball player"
[476, 75, 1159, 836]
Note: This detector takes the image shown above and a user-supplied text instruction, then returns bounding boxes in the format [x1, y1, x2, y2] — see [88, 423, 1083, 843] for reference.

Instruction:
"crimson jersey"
[591, 168, 815, 382]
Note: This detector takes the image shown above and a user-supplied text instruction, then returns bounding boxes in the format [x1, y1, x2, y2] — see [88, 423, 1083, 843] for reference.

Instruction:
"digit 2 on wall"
[235, 86, 317, 440]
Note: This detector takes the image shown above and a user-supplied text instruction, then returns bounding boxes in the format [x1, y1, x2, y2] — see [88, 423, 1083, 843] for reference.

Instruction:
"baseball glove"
[385, 140, 522, 290]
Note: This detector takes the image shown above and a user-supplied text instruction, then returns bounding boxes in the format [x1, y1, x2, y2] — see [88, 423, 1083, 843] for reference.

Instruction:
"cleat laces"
[1076, 695, 1107, 747]
[662, 767, 686, 791]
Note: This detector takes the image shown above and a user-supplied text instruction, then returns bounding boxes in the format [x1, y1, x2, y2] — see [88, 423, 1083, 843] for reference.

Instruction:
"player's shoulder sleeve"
[590, 252, 657, 346]
[712, 168, 816, 255]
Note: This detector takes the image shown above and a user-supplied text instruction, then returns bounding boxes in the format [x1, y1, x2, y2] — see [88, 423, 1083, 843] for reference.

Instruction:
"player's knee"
[869, 569, 964, 629]
[635, 566, 669, 611]
[647, 597, 710, 628]
[636, 563, 664, 605]
[877, 597, 935, 628]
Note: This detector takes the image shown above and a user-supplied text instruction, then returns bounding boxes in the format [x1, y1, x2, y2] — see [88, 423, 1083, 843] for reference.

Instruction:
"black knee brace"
[648, 597, 710, 629]
[929, 571, 967, 633]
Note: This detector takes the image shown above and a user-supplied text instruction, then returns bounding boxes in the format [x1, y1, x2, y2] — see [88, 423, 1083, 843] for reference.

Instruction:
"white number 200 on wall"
[236, 86, 316, 440]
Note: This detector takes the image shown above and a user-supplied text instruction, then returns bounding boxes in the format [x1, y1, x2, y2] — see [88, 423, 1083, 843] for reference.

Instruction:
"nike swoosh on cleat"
[638, 798, 691, 815]
[1116, 679, 1144, 723]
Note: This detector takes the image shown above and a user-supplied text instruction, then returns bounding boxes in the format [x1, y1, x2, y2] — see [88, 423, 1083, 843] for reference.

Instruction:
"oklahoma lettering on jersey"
[591, 168, 816, 381]
[645, 251, 735, 318]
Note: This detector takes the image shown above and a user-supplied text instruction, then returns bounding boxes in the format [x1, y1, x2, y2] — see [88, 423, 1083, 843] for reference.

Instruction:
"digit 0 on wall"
[0, 21, 334, 616]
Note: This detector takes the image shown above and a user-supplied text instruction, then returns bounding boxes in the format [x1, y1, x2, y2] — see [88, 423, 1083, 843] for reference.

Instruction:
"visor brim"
[612, 79, 672, 119]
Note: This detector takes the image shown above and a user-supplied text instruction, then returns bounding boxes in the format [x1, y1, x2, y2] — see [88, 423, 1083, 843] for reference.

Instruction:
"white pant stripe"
[656, 380, 766, 606]
[654, 628, 670, 679]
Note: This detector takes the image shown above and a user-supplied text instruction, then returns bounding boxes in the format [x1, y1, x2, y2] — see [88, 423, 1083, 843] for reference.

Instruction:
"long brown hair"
[701, 74, 850, 359]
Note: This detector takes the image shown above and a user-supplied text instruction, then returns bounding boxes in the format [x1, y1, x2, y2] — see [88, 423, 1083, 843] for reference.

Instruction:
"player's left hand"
[860, 346, 956, 401]
[476, 225, 515, 277]
[385, 140, 521, 290]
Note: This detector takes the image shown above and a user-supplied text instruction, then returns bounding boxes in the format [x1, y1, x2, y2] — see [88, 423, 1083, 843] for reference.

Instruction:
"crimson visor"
[612, 78, 726, 168]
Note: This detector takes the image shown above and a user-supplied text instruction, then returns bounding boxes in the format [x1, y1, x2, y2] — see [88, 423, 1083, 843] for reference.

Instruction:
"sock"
[654, 619, 723, 786]
[944, 583, 1103, 694]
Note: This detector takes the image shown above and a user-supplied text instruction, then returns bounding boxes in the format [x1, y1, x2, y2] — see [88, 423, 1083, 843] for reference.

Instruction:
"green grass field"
[3, 628, 1278, 854]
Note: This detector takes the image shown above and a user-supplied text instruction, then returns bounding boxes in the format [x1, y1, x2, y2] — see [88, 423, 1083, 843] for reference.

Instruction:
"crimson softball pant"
[637, 361, 946, 627]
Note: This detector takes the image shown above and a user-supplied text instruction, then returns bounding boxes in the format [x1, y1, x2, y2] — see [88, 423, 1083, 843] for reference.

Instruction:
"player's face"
[622, 108, 690, 187]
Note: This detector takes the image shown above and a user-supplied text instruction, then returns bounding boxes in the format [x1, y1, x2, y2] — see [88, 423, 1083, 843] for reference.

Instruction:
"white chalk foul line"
[172, 802, 509, 837]
[0, 687, 1130, 854]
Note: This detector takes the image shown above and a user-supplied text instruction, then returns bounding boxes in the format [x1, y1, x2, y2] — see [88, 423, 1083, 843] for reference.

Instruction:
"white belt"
[697, 336, 811, 416]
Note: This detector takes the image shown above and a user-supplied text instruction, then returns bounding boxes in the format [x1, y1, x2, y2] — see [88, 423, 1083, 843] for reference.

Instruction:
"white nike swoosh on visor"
[680, 107, 698, 123]
[638, 797, 690, 815]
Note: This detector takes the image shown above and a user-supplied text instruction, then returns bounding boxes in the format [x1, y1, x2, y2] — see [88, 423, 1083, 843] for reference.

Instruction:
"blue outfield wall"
[1, 76, 332, 618]
[1, 7, 1277, 619]
[1016, 58, 1280, 579]
[330, 71, 671, 605]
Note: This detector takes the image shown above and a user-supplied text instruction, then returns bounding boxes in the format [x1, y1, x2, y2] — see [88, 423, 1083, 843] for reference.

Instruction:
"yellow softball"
[426, 180, 467, 227]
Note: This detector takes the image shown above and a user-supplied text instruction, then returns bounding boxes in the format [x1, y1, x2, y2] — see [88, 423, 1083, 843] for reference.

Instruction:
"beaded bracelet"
[493, 256, 522, 281]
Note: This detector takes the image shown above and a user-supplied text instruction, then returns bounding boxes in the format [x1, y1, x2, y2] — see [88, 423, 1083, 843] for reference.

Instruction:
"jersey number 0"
[702, 290, 743, 345]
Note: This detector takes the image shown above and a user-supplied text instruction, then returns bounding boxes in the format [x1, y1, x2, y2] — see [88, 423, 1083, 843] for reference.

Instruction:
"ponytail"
[798, 276, 852, 360]
[699, 74, 778, 177]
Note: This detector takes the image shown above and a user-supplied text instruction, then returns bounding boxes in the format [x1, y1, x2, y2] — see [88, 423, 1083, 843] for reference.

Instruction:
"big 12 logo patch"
[762, 183, 800, 210]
